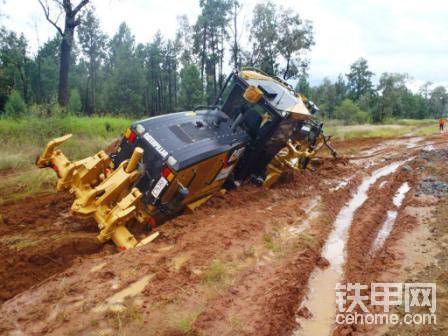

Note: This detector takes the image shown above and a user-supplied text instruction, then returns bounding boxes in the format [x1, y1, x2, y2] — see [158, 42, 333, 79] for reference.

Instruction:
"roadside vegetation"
[0, 114, 131, 204]
[326, 119, 438, 140]
[0, 113, 441, 205]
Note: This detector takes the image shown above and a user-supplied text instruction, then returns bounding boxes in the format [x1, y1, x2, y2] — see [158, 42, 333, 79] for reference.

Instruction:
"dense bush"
[334, 99, 370, 125]
[4, 90, 27, 118]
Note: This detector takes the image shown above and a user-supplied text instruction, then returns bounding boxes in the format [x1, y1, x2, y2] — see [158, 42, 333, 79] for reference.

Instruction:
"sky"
[2, 0, 448, 90]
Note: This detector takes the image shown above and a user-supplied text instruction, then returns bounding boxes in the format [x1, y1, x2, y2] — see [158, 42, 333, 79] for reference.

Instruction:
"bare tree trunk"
[58, 20, 74, 106]
[232, 1, 239, 70]
[38, 0, 90, 107]
[201, 24, 207, 86]
[283, 58, 290, 80]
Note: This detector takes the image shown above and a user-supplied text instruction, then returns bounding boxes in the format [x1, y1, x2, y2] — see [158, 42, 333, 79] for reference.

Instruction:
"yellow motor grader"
[36, 69, 336, 250]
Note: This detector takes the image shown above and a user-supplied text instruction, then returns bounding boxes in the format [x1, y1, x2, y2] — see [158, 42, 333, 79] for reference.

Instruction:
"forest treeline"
[0, 0, 447, 123]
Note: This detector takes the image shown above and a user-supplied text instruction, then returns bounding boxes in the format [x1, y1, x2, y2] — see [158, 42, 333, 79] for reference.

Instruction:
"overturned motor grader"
[36, 69, 336, 250]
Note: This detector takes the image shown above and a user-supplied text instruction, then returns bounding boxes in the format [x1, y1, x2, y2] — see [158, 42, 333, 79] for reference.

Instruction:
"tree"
[276, 8, 313, 80]
[175, 15, 194, 69]
[193, 0, 233, 103]
[376, 73, 409, 122]
[229, 0, 241, 70]
[178, 64, 203, 109]
[31, 34, 61, 104]
[0, 31, 30, 103]
[314, 78, 337, 118]
[78, 9, 107, 114]
[249, 1, 278, 76]
[346, 58, 374, 101]
[38, 0, 90, 107]
[429, 86, 448, 118]
[334, 74, 348, 105]
[104, 23, 144, 115]
[248, 2, 313, 80]
[295, 74, 311, 97]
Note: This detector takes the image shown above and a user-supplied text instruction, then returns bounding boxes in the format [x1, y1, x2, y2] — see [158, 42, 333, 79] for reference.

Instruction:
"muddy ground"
[0, 134, 447, 336]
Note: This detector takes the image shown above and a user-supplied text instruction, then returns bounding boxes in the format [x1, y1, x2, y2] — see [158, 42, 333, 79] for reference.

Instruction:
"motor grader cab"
[36, 68, 336, 250]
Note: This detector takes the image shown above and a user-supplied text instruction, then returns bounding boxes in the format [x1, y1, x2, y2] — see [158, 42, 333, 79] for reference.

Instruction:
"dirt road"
[0, 134, 447, 336]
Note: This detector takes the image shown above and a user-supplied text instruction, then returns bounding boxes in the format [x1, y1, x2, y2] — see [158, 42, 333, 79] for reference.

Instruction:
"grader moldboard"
[36, 69, 337, 250]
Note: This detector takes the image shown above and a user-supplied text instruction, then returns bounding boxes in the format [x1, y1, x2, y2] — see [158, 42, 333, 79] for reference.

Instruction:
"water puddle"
[371, 183, 410, 254]
[294, 160, 408, 336]
[330, 178, 351, 192]
[405, 137, 424, 149]
[287, 197, 321, 236]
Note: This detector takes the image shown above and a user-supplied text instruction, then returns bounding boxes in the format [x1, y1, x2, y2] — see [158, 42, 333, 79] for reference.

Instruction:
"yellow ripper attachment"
[36, 135, 158, 250]
[263, 134, 330, 188]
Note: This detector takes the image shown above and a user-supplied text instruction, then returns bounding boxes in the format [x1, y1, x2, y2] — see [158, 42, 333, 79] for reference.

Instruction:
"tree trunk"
[233, 1, 238, 70]
[201, 24, 207, 86]
[283, 58, 290, 80]
[58, 22, 74, 107]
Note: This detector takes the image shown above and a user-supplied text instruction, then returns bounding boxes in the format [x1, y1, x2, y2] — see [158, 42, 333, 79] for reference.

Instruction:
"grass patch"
[325, 119, 439, 140]
[263, 232, 281, 253]
[295, 233, 318, 250]
[0, 169, 56, 204]
[0, 115, 128, 201]
[107, 301, 144, 333]
[168, 308, 202, 335]
[201, 259, 226, 284]
[0, 115, 131, 147]
[228, 314, 247, 333]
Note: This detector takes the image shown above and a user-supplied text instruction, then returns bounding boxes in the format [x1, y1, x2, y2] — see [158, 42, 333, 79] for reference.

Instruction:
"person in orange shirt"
[439, 117, 445, 132]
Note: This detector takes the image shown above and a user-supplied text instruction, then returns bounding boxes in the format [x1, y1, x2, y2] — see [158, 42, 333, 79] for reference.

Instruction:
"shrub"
[4, 90, 27, 117]
[334, 99, 370, 125]
[354, 110, 371, 124]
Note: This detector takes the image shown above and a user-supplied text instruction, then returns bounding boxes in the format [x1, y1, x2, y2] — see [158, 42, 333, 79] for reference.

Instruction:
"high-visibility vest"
[439, 118, 445, 125]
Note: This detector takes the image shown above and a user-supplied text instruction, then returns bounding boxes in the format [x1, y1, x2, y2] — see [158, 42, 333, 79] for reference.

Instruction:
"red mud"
[0, 193, 113, 303]
[0, 135, 446, 336]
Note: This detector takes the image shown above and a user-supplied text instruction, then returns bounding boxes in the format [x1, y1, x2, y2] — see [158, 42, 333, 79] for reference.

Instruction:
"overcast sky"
[3, 0, 448, 90]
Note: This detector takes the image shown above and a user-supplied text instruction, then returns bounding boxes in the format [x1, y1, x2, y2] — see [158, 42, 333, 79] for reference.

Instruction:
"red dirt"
[0, 134, 447, 336]
[0, 193, 114, 303]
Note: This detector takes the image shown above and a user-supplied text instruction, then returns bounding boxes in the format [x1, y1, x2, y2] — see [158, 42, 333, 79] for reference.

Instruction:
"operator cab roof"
[239, 70, 312, 119]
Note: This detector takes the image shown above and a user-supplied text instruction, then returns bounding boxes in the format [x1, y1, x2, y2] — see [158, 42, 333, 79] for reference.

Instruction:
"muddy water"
[294, 161, 407, 336]
[371, 183, 410, 254]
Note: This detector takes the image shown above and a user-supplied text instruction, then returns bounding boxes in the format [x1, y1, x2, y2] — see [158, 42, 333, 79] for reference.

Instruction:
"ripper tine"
[36, 134, 73, 168]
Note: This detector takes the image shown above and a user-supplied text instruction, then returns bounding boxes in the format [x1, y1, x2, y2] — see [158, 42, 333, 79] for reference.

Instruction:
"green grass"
[325, 119, 439, 140]
[0, 115, 132, 204]
[0, 115, 132, 146]
[169, 309, 202, 335]
[263, 232, 281, 253]
[202, 259, 227, 284]
[0, 169, 56, 204]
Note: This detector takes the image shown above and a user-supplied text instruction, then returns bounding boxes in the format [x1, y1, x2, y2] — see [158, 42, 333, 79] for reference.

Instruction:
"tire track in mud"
[294, 136, 448, 336]
[294, 158, 412, 336]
